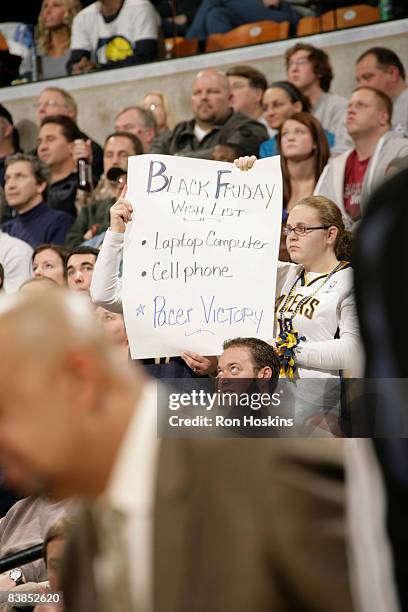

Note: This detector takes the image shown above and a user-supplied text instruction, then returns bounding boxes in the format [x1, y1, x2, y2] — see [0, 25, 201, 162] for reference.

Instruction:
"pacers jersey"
[274, 261, 359, 378]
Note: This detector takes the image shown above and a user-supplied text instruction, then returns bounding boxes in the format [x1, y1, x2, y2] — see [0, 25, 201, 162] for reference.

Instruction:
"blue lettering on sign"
[200, 295, 264, 333]
[153, 296, 193, 328]
[151, 296, 264, 332]
[147, 160, 169, 194]
[215, 169, 232, 199]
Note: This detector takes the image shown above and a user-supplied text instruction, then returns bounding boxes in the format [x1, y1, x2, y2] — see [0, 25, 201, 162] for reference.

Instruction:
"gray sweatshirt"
[314, 130, 408, 226]
[393, 87, 408, 137]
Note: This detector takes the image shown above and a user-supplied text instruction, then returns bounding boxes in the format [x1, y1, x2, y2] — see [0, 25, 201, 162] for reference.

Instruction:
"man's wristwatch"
[8, 568, 24, 586]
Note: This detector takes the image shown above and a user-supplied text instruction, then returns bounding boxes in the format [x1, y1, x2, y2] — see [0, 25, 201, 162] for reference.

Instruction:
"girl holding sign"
[184, 189, 360, 379]
[183, 184, 361, 433]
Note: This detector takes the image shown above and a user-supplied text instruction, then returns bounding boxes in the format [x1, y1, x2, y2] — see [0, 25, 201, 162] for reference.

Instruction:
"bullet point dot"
[141, 240, 147, 245]
[141, 271, 147, 277]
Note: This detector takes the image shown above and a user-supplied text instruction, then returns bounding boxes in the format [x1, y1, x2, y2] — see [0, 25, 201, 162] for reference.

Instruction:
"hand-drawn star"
[136, 304, 146, 316]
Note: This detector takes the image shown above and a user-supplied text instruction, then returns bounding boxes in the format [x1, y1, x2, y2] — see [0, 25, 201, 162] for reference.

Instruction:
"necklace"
[278, 261, 347, 332]
[275, 261, 348, 379]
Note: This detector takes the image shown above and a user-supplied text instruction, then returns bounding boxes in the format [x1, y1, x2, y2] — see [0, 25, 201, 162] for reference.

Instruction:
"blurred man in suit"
[0, 290, 354, 612]
[350, 167, 408, 612]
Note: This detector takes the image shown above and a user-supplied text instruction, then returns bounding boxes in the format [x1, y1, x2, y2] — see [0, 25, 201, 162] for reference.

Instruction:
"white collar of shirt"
[103, 380, 159, 518]
[194, 123, 211, 142]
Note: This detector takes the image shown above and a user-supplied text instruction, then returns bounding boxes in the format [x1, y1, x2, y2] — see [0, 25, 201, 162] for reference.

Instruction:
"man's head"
[103, 131, 143, 175]
[346, 86, 392, 140]
[36, 87, 77, 124]
[355, 47, 406, 99]
[226, 65, 267, 118]
[191, 69, 232, 128]
[286, 43, 333, 94]
[0, 290, 142, 498]
[114, 106, 157, 153]
[36, 87, 78, 124]
[217, 337, 280, 396]
[218, 337, 280, 379]
[37, 115, 82, 173]
[4, 153, 50, 214]
[66, 247, 98, 294]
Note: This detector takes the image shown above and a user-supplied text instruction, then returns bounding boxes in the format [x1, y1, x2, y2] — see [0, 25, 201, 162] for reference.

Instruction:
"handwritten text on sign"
[122, 154, 282, 359]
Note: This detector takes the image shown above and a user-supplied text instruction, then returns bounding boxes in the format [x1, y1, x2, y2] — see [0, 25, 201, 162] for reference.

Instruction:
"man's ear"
[37, 180, 48, 197]
[255, 88, 264, 105]
[146, 127, 155, 144]
[68, 139, 76, 157]
[2, 121, 13, 138]
[386, 65, 400, 84]
[378, 108, 390, 128]
[257, 366, 272, 379]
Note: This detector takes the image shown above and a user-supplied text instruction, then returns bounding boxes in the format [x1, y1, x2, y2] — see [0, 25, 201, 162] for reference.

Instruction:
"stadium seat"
[296, 16, 321, 36]
[164, 37, 198, 59]
[334, 4, 380, 28]
[0, 32, 8, 52]
[296, 12, 337, 34]
[297, 4, 380, 36]
[205, 21, 290, 53]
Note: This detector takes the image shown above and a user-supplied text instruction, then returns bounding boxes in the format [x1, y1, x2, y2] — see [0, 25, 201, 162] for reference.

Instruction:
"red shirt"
[343, 150, 370, 221]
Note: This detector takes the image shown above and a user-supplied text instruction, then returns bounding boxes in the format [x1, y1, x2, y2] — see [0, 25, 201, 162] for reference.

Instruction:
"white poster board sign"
[122, 154, 282, 359]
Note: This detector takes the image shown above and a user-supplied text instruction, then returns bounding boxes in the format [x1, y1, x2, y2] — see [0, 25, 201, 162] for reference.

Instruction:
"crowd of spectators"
[0, 0, 407, 84]
[0, 41, 407, 286]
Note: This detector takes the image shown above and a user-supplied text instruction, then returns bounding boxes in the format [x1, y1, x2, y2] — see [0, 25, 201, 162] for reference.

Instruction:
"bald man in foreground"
[0, 291, 354, 612]
[150, 68, 268, 159]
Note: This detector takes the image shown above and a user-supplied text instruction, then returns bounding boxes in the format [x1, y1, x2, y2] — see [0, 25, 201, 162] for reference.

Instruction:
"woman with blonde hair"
[36, 0, 82, 79]
[143, 91, 174, 134]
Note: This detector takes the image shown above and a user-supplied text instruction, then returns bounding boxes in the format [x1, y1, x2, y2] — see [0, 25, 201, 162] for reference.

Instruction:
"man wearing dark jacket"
[1, 154, 73, 248]
[35, 87, 104, 185]
[37, 115, 82, 218]
[150, 69, 268, 159]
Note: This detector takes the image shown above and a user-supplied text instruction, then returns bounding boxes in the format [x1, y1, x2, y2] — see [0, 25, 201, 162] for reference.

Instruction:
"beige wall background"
[2, 20, 407, 151]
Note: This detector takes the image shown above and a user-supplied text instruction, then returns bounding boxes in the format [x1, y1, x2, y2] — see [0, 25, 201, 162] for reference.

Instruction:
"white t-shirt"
[70, 0, 159, 65]
[275, 261, 360, 379]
